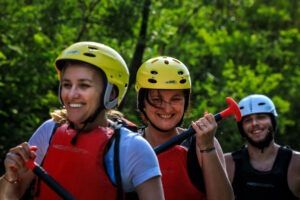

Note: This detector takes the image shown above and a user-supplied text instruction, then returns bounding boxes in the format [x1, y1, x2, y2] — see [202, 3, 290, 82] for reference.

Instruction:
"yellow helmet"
[55, 42, 129, 108]
[135, 56, 191, 92]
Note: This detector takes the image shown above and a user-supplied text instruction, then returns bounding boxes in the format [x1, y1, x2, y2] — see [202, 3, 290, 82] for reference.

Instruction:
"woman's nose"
[68, 86, 79, 99]
[162, 101, 173, 112]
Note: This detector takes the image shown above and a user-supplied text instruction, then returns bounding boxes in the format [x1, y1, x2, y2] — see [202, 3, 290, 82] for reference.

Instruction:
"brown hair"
[137, 88, 191, 126]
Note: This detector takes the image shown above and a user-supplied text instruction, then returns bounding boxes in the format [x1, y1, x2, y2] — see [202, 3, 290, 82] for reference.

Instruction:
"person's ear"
[109, 85, 118, 101]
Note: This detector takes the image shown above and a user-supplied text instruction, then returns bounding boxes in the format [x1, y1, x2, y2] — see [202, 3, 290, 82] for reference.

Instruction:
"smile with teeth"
[158, 114, 173, 119]
[251, 129, 264, 134]
[69, 103, 82, 108]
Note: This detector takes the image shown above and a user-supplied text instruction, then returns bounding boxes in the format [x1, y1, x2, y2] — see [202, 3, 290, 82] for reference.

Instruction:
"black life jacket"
[232, 146, 298, 200]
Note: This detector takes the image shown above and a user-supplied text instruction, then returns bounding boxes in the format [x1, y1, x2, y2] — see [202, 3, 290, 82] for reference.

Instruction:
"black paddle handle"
[154, 113, 222, 155]
[33, 166, 76, 200]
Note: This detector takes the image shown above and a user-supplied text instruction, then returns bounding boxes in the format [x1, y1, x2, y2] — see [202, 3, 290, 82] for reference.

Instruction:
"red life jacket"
[158, 145, 205, 200]
[34, 124, 118, 200]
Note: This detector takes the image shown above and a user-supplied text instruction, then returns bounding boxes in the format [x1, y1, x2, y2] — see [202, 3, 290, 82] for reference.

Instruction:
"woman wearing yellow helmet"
[0, 42, 164, 200]
[135, 56, 233, 200]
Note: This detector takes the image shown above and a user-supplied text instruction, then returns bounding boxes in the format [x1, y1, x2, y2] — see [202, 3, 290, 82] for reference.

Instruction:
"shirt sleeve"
[28, 119, 55, 165]
[104, 127, 161, 192]
[121, 127, 161, 191]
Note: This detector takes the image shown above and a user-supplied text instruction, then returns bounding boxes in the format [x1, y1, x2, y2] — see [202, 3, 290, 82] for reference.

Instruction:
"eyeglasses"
[148, 96, 185, 108]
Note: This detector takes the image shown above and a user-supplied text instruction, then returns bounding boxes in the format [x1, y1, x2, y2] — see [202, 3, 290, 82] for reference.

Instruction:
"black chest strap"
[104, 121, 139, 200]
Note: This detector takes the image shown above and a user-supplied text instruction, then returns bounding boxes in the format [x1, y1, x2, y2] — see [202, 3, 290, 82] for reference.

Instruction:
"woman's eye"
[62, 83, 71, 88]
[80, 84, 90, 88]
[171, 97, 184, 104]
[152, 98, 161, 103]
[172, 98, 182, 102]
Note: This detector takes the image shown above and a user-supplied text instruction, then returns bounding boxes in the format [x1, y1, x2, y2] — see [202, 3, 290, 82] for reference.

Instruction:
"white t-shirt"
[29, 119, 161, 192]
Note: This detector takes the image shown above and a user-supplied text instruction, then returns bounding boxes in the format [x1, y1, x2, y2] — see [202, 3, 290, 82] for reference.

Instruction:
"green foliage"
[1, 0, 300, 178]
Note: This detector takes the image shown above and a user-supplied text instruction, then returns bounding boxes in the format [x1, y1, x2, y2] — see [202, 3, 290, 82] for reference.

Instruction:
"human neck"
[247, 141, 279, 171]
[73, 110, 108, 131]
[145, 125, 179, 148]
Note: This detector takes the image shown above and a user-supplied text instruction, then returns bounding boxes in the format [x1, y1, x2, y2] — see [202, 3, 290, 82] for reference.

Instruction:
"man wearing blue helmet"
[225, 94, 300, 200]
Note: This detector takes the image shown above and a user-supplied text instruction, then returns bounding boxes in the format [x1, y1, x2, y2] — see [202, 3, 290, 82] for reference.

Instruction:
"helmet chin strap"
[103, 82, 118, 109]
[70, 82, 118, 145]
[70, 104, 106, 145]
[58, 84, 63, 105]
[82, 82, 117, 124]
[149, 119, 170, 132]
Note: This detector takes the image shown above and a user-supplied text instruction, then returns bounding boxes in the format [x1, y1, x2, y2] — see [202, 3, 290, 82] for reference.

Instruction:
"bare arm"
[288, 150, 300, 198]
[191, 113, 234, 200]
[0, 142, 36, 199]
[196, 140, 234, 200]
[135, 176, 164, 200]
[224, 152, 235, 183]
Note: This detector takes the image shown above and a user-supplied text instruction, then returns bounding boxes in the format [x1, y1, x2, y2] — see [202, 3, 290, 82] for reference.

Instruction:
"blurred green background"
[1, 0, 300, 175]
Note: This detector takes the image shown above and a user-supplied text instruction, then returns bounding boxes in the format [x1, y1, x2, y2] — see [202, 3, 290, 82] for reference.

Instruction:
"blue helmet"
[238, 94, 278, 136]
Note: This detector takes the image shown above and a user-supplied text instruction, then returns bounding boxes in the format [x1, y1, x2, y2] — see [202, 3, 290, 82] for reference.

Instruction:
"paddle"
[24, 146, 76, 200]
[154, 97, 241, 154]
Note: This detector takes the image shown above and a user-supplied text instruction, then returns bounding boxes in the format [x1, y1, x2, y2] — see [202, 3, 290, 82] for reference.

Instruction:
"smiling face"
[143, 89, 185, 131]
[61, 64, 104, 129]
[242, 113, 274, 148]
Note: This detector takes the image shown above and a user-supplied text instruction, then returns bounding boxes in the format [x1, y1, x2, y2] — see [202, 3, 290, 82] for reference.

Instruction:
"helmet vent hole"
[180, 79, 186, 84]
[258, 102, 266, 106]
[125, 83, 128, 88]
[88, 46, 98, 50]
[240, 106, 244, 110]
[148, 79, 157, 83]
[164, 60, 169, 64]
[178, 71, 184, 75]
[84, 53, 96, 57]
[151, 70, 158, 75]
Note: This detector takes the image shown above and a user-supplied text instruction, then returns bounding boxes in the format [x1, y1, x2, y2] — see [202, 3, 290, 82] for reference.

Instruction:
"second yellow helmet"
[135, 56, 191, 92]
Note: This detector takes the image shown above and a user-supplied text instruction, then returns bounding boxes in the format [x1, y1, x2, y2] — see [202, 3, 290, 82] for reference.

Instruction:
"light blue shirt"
[29, 119, 161, 192]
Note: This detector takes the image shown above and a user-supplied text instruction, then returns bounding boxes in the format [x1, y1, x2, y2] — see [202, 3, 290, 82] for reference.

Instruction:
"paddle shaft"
[24, 147, 76, 200]
[31, 165, 76, 200]
[154, 113, 222, 155]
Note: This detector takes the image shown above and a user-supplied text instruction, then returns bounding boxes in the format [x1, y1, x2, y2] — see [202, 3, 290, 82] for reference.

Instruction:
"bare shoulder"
[289, 150, 300, 171]
[288, 149, 300, 197]
[290, 150, 300, 172]
[292, 149, 300, 160]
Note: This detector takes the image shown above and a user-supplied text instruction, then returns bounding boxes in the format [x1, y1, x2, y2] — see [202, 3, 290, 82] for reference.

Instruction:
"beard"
[245, 126, 274, 150]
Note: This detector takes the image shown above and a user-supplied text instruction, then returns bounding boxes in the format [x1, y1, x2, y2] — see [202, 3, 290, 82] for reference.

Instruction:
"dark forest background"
[1, 0, 300, 174]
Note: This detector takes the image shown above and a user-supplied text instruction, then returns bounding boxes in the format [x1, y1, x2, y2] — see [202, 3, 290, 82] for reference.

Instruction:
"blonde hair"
[50, 109, 68, 124]
[107, 109, 123, 118]
[50, 108, 123, 124]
